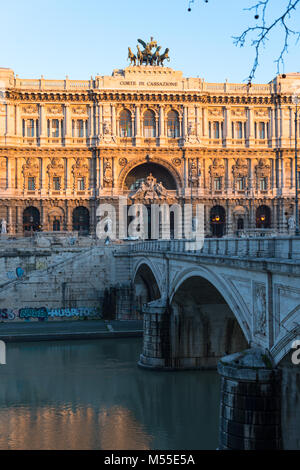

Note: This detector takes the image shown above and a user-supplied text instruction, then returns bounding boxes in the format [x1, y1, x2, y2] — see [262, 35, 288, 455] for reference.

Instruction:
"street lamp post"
[293, 93, 300, 236]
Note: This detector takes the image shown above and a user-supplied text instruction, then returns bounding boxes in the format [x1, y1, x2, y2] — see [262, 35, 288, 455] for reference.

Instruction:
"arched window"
[256, 205, 271, 229]
[210, 205, 226, 238]
[167, 111, 180, 138]
[119, 110, 132, 137]
[143, 110, 156, 138]
[23, 207, 40, 232]
[72, 206, 90, 234]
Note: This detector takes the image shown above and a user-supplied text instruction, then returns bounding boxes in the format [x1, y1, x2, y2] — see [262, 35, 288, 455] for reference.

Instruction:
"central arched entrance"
[124, 162, 178, 240]
[124, 162, 177, 191]
[169, 275, 248, 368]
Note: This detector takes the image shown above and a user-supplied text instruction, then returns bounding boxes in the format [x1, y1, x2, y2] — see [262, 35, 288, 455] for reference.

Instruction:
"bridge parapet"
[127, 237, 300, 261]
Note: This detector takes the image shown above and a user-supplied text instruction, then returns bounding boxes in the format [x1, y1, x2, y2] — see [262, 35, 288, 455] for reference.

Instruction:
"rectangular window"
[259, 122, 265, 139]
[52, 119, 59, 138]
[53, 177, 60, 191]
[26, 119, 35, 137]
[28, 177, 35, 191]
[213, 122, 220, 139]
[214, 177, 222, 191]
[260, 177, 267, 191]
[77, 120, 84, 138]
[237, 177, 245, 190]
[77, 177, 85, 191]
[237, 122, 243, 139]
[297, 171, 300, 188]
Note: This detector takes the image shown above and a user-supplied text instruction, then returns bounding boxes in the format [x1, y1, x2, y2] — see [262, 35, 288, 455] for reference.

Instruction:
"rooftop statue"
[127, 38, 170, 67]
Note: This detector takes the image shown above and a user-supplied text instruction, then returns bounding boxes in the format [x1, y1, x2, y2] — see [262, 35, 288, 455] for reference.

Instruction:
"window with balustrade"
[53, 177, 61, 191]
[232, 121, 246, 139]
[119, 110, 132, 137]
[143, 110, 156, 138]
[22, 119, 37, 137]
[209, 121, 223, 139]
[260, 177, 268, 191]
[255, 121, 269, 140]
[167, 111, 180, 138]
[77, 177, 85, 191]
[214, 177, 222, 191]
[237, 177, 246, 191]
[27, 177, 36, 191]
[47, 119, 62, 138]
[72, 119, 86, 138]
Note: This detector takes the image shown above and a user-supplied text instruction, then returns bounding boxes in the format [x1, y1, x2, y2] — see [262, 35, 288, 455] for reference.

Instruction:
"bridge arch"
[133, 259, 162, 317]
[168, 266, 250, 368]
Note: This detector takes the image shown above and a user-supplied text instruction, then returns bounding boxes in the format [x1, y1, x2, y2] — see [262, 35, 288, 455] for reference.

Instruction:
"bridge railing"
[128, 237, 300, 260]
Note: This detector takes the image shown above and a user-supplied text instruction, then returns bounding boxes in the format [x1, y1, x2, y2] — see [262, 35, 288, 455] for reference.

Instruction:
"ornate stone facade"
[0, 64, 300, 236]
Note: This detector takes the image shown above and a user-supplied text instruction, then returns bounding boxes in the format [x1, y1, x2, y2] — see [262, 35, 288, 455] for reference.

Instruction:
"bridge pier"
[138, 298, 172, 369]
[218, 348, 282, 450]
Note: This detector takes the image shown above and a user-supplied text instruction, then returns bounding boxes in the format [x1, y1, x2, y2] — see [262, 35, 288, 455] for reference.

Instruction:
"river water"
[0, 338, 220, 450]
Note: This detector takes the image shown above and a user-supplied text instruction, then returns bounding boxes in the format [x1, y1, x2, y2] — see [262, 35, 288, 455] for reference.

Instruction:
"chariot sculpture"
[128, 37, 170, 67]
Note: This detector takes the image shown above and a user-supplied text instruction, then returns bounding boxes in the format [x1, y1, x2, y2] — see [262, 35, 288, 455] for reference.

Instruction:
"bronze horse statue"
[128, 47, 137, 66]
[150, 46, 162, 66]
[157, 48, 170, 67]
[128, 38, 170, 67]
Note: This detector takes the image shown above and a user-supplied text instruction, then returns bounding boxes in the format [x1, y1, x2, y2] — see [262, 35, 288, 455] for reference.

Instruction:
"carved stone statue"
[0, 219, 7, 234]
[131, 174, 168, 201]
[288, 215, 296, 231]
[99, 121, 116, 144]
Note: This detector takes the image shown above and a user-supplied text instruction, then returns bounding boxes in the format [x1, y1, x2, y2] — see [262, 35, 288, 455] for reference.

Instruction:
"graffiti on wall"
[0, 307, 101, 321]
[0, 309, 16, 320]
[19, 307, 48, 320]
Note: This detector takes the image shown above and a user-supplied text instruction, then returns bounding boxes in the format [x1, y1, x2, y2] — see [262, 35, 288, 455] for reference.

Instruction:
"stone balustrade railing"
[127, 237, 300, 260]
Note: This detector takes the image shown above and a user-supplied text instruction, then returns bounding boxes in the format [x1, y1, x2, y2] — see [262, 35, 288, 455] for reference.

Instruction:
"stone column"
[202, 107, 209, 143]
[39, 104, 47, 145]
[7, 205, 13, 234]
[224, 107, 231, 146]
[138, 298, 171, 369]
[111, 104, 116, 137]
[182, 106, 188, 138]
[158, 106, 166, 145]
[134, 105, 141, 146]
[218, 348, 282, 450]
[15, 104, 22, 140]
[247, 107, 255, 146]
[64, 104, 72, 145]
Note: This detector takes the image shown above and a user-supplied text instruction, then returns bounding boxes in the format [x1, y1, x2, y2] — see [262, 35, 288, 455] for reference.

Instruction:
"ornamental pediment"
[254, 108, 269, 117]
[231, 108, 246, 118]
[47, 105, 63, 115]
[208, 108, 223, 117]
[71, 106, 88, 116]
[22, 105, 38, 115]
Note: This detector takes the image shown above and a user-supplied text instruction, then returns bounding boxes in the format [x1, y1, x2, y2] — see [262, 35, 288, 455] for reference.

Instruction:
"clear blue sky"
[1, 0, 299, 83]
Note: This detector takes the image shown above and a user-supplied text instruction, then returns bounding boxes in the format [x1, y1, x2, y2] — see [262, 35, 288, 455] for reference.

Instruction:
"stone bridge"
[114, 237, 300, 449]
[115, 237, 300, 368]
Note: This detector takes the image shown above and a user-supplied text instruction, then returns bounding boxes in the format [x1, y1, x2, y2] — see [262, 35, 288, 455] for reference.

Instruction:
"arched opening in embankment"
[170, 275, 249, 369]
[133, 263, 161, 318]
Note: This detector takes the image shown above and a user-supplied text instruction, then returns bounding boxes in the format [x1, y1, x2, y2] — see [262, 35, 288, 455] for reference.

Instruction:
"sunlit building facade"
[0, 64, 299, 237]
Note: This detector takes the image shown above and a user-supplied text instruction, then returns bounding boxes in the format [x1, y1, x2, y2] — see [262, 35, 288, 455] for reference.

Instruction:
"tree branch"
[188, 0, 300, 83]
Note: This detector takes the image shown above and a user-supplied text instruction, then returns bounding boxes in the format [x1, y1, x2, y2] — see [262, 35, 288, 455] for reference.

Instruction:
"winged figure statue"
[127, 37, 170, 67]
